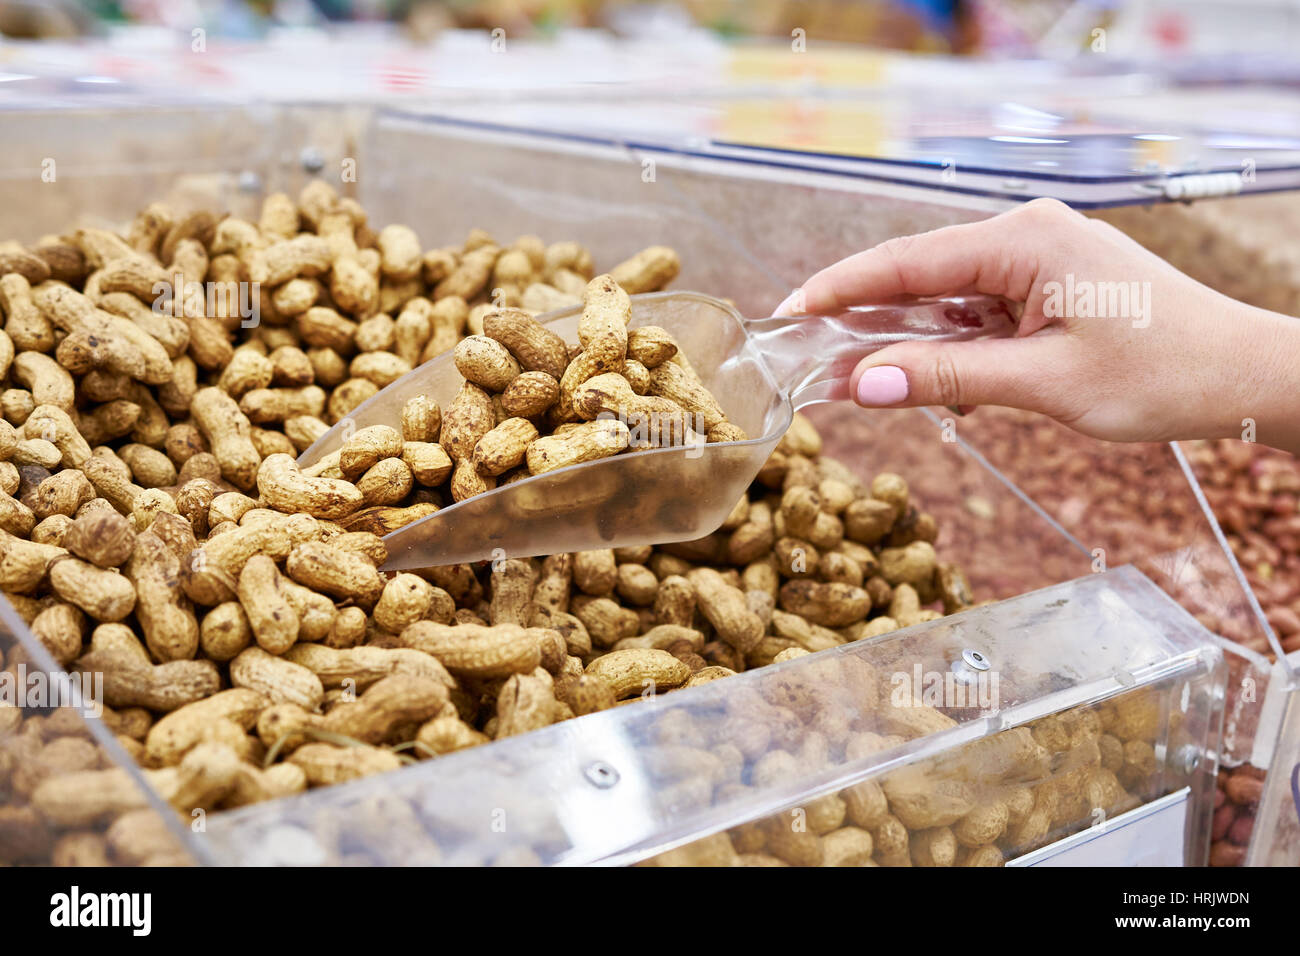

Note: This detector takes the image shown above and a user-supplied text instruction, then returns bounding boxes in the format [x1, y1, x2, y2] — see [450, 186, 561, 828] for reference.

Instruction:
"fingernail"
[855, 366, 909, 406]
[773, 289, 805, 317]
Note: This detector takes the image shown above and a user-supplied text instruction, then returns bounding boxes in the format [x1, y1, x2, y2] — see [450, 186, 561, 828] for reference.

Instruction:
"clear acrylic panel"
[200, 567, 1223, 866]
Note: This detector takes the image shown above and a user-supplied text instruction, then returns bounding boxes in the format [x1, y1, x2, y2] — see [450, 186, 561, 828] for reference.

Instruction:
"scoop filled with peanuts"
[299, 269, 1018, 569]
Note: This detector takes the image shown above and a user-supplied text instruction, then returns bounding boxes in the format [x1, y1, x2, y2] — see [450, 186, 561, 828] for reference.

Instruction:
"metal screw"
[237, 170, 263, 194]
[961, 648, 991, 671]
[300, 147, 325, 174]
[583, 761, 619, 789]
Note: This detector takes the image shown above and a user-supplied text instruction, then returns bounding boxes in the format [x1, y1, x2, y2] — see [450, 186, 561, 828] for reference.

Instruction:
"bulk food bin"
[207, 567, 1224, 866]
[0, 100, 1269, 866]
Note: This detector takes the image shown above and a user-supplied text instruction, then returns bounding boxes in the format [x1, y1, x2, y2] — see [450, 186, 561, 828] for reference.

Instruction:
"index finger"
[791, 214, 1030, 315]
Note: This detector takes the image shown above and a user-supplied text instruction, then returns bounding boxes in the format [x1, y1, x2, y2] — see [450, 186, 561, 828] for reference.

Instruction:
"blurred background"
[0, 0, 1296, 54]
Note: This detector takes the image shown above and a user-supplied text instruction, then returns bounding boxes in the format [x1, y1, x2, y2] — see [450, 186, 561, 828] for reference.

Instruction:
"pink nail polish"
[855, 366, 909, 406]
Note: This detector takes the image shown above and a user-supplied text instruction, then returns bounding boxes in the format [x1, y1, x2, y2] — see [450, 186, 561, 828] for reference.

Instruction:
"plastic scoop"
[298, 292, 1018, 570]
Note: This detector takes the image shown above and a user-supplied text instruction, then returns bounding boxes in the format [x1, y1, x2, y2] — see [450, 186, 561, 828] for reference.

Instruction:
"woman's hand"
[776, 198, 1300, 453]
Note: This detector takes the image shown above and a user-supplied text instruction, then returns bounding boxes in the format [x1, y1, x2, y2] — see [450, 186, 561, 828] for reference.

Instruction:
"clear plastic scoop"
[298, 292, 1018, 571]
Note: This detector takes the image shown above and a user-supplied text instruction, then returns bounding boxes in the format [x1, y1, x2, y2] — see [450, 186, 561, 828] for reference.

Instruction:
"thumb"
[849, 336, 1068, 412]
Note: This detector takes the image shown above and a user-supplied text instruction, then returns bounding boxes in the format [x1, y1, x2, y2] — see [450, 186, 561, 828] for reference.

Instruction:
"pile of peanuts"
[644, 691, 1168, 867]
[0, 182, 991, 866]
[378, 262, 746, 505]
[1186, 440, 1300, 654]
[1212, 765, 1265, 867]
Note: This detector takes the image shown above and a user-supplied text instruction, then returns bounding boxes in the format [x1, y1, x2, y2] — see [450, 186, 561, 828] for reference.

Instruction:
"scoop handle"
[745, 294, 1020, 410]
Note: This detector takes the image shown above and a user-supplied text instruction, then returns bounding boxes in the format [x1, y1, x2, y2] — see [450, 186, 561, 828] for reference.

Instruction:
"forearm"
[1215, 303, 1300, 454]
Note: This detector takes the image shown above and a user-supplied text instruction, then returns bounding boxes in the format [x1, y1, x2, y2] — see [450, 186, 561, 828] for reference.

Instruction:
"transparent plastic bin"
[197, 567, 1223, 866]
[0, 100, 1265, 866]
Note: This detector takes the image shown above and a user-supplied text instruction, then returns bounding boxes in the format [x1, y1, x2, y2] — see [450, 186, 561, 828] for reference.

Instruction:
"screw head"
[583, 761, 619, 789]
[961, 648, 991, 671]
[299, 147, 325, 174]
[237, 170, 263, 194]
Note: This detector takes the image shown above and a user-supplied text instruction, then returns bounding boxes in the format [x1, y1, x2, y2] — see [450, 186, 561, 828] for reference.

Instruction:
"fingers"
[784, 198, 1083, 316]
[791, 220, 1007, 315]
[848, 335, 1073, 414]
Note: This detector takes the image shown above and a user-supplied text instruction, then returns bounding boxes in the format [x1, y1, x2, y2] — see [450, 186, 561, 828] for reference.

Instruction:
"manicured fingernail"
[855, 366, 909, 406]
[773, 289, 805, 316]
